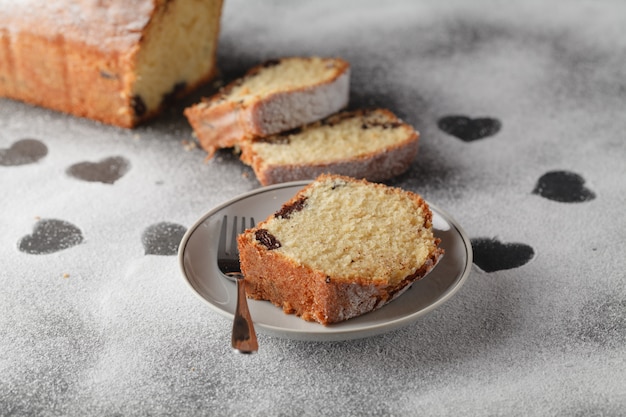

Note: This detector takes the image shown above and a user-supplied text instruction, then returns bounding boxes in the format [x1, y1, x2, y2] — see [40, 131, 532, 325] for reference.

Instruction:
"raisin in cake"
[0, 0, 223, 127]
[237, 174, 444, 325]
[184, 57, 350, 158]
[239, 109, 419, 186]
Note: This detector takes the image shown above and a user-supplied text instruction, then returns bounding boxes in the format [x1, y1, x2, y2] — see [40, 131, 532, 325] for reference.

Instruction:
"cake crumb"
[181, 140, 197, 151]
[211, 79, 224, 89]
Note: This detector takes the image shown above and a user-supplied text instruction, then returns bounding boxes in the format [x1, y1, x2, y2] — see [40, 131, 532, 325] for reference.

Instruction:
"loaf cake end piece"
[0, 0, 224, 127]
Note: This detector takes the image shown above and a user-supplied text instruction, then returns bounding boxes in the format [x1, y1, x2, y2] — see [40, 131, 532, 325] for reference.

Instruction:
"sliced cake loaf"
[184, 57, 350, 158]
[237, 174, 444, 325]
[0, 0, 224, 128]
[239, 109, 419, 185]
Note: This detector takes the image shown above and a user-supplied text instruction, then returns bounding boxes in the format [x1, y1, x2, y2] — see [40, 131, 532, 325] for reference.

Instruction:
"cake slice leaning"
[239, 109, 419, 185]
[237, 174, 444, 325]
[184, 57, 350, 158]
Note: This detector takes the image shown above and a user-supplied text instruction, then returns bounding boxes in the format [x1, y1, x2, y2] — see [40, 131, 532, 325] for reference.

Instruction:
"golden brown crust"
[185, 100, 250, 156]
[0, 0, 223, 128]
[239, 232, 443, 325]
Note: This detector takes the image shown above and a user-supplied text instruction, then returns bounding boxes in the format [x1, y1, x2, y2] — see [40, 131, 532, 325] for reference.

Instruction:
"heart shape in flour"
[471, 238, 534, 272]
[532, 170, 596, 203]
[142, 222, 187, 256]
[18, 219, 84, 255]
[66, 156, 130, 184]
[438, 115, 501, 142]
[0, 139, 48, 166]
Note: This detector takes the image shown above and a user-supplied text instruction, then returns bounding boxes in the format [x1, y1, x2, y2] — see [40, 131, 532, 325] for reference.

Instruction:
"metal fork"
[217, 215, 258, 354]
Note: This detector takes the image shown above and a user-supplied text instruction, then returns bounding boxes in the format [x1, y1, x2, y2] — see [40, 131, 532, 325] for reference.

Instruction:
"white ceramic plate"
[178, 181, 473, 341]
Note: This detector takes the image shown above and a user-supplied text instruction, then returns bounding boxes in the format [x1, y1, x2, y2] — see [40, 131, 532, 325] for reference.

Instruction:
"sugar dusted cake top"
[0, 0, 155, 50]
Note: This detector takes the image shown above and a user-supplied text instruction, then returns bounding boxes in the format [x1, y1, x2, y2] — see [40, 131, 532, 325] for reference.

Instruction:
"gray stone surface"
[1, 1, 625, 415]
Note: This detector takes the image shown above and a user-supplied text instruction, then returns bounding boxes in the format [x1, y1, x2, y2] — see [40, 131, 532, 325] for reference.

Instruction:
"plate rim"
[178, 180, 473, 341]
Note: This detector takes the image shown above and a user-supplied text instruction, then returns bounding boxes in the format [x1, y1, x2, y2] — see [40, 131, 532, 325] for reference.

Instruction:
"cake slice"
[0, 0, 224, 128]
[237, 174, 444, 325]
[239, 109, 419, 185]
[184, 57, 350, 158]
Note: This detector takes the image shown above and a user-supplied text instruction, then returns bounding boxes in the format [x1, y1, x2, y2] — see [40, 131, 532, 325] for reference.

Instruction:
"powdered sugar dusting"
[0, 0, 154, 49]
[1, 0, 626, 415]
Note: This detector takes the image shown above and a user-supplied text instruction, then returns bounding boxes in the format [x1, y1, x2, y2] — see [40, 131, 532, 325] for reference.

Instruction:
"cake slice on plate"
[237, 174, 444, 325]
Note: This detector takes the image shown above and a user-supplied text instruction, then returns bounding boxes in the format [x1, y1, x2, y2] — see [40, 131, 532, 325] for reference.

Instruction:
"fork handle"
[231, 273, 258, 353]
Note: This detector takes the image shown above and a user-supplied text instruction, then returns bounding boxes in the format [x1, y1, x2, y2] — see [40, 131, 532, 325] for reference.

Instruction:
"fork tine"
[220, 215, 256, 260]
[232, 216, 256, 255]
[229, 216, 239, 256]
[218, 215, 228, 257]
[217, 215, 258, 276]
